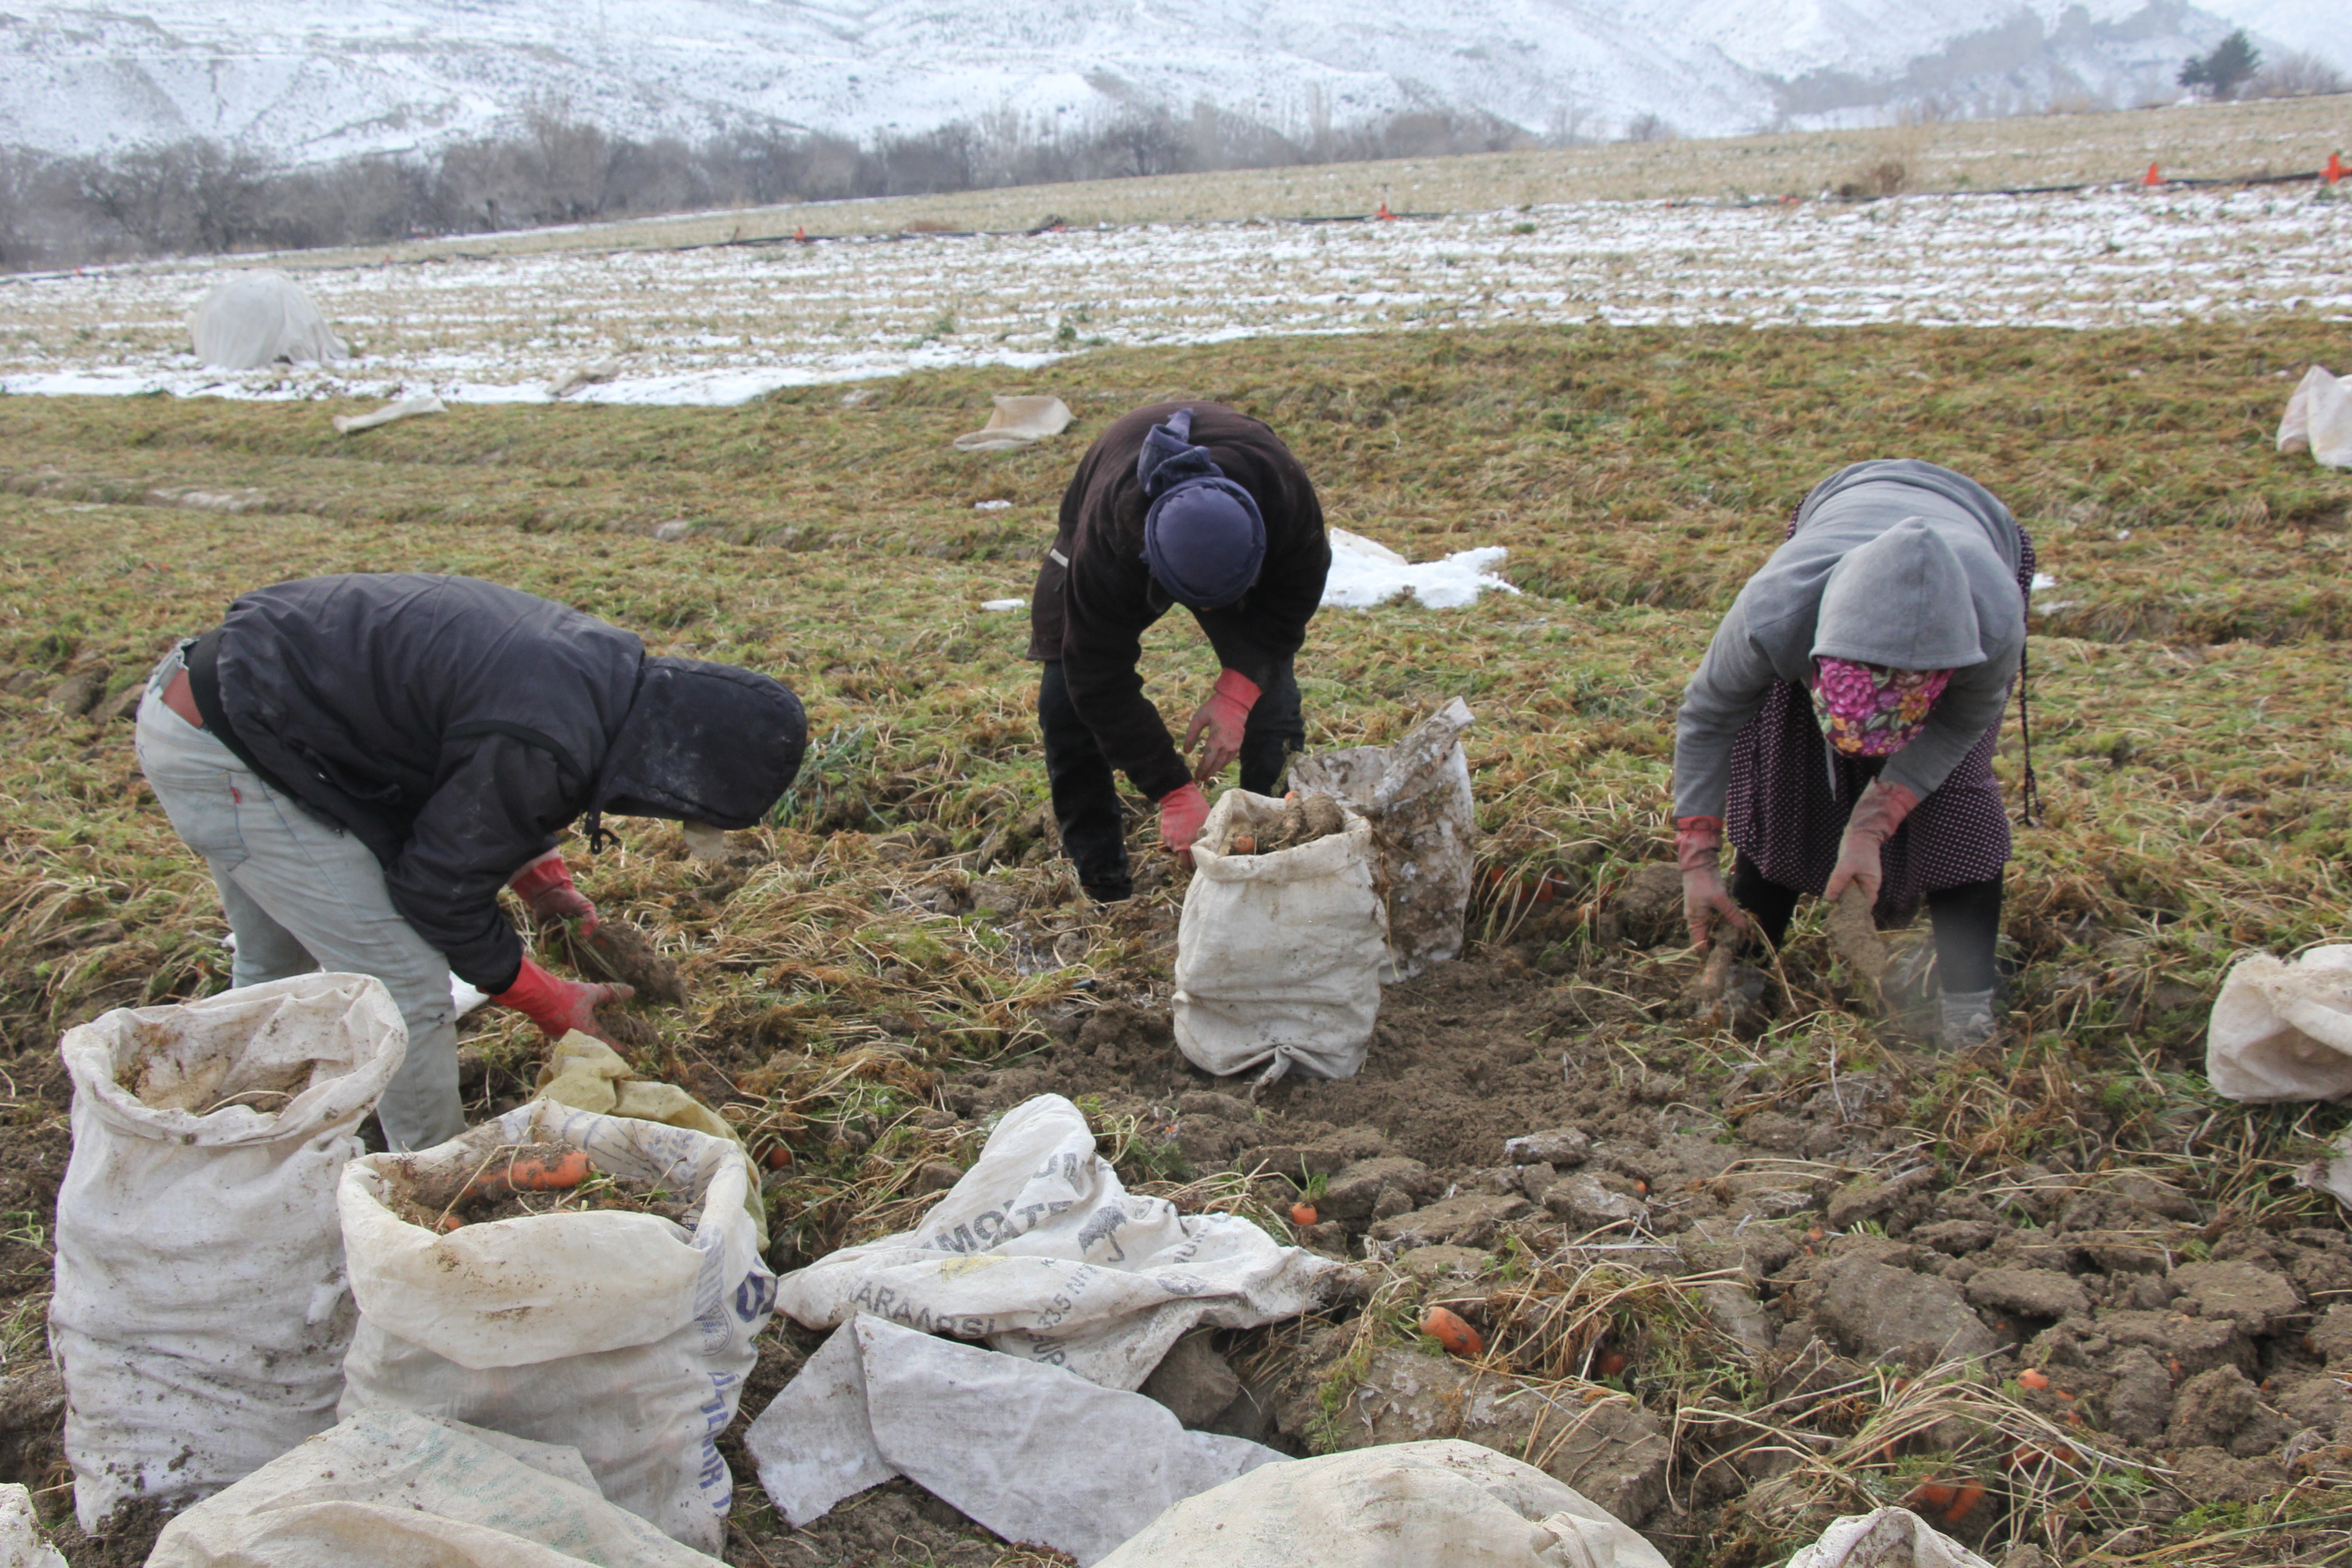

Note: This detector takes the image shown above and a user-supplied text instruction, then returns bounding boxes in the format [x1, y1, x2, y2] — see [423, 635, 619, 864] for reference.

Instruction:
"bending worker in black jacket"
[133, 574, 807, 1150]
[1028, 402, 1331, 900]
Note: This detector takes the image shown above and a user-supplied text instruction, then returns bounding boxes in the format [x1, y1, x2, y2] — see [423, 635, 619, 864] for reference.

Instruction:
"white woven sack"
[147, 1409, 721, 1568]
[1173, 789, 1387, 1083]
[2277, 365, 2352, 469]
[1782, 1506, 1995, 1568]
[2206, 945, 2352, 1102]
[1290, 697, 1476, 980]
[1094, 1439, 1668, 1568]
[337, 1100, 773, 1554]
[52, 974, 406, 1530]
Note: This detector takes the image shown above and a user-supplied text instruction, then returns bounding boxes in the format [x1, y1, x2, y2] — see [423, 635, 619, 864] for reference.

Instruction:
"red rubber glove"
[1158, 781, 1211, 866]
[509, 849, 600, 933]
[1824, 779, 1921, 906]
[1676, 816, 1745, 949]
[493, 956, 633, 1045]
[1182, 669, 1261, 783]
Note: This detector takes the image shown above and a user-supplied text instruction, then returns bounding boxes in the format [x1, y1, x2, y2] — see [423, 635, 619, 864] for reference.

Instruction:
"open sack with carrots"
[338, 1099, 774, 1554]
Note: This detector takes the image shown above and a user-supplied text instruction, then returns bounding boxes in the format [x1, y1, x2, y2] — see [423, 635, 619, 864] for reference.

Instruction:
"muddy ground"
[3, 857, 2348, 1568]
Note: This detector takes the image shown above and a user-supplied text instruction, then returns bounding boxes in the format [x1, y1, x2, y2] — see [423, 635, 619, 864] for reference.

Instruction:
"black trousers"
[1730, 853, 2003, 994]
[1037, 660, 1304, 901]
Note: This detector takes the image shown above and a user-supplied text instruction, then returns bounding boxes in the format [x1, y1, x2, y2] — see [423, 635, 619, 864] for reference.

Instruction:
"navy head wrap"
[1136, 408, 1266, 611]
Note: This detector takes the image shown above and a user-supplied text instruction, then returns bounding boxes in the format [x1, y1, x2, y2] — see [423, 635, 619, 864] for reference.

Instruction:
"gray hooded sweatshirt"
[1673, 460, 2024, 820]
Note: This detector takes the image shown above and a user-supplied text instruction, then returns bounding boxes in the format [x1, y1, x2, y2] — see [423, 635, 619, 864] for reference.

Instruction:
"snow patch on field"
[0, 187, 2343, 408]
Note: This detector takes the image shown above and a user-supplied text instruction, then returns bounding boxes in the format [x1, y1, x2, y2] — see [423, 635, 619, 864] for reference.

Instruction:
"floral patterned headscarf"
[1810, 657, 1952, 757]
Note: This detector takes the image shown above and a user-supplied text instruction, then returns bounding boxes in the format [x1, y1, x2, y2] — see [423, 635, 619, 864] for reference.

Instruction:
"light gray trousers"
[134, 652, 466, 1151]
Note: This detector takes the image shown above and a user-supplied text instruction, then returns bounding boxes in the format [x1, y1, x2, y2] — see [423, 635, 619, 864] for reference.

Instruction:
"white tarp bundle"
[1174, 790, 1388, 1083]
[2206, 945, 2352, 1102]
[1093, 1439, 1669, 1568]
[187, 271, 345, 369]
[952, 394, 1073, 451]
[145, 1409, 722, 1568]
[52, 974, 405, 1530]
[1290, 697, 1478, 981]
[1323, 527, 1519, 610]
[1783, 1507, 1996, 1568]
[337, 1101, 772, 1554]
[772, 1094, 1345, 1390]
[2278, 365, 2352, 469]
[747, 1313, 1284, 1563]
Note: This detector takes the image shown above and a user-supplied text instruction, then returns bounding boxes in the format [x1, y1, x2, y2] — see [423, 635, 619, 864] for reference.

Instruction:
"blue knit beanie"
[1136, 409, 1265, 610]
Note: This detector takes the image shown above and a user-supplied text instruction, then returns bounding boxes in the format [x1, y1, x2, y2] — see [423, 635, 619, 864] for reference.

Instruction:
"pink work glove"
[1676, 815, 1745, 949]
[1158, 781, 1211, 866]
[509, 849, 600, 932]
[1824, 779, 1921, 906]
[1182, 669, 1261, 783]
[493, 956, 634, 1046]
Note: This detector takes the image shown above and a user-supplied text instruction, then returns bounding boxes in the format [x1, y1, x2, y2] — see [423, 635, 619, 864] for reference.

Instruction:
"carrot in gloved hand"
[493, 956, 634, 1046]
[1823, 779, 1920, 906]
[1157, 780, 1210, 866]
[1183, 669, 1260, 782]
[1676, 815, 1745, 949]
[509, 849, 600, 932]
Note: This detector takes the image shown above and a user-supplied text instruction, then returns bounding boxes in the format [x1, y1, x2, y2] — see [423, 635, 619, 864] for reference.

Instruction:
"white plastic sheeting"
[772, 1094, 1345, 1390]
[187, 271, 345, 369]
[952, 394, 1073, 451]
[52, 975, 404, 1530]
[747, 1313, 1283, 1563]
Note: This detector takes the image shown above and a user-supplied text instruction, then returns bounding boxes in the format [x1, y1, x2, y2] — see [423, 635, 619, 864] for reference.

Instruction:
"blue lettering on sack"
[735, 1270, 778, 1322]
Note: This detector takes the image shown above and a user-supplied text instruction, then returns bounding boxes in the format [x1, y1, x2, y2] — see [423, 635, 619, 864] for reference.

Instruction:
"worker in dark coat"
[1027, 402, 1331, 900]
[1673, 460, 2032, 1047]
[133, 573, 807, 1149]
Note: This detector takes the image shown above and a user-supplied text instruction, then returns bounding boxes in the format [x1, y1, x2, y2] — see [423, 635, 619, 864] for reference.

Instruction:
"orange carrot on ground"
[1290, 1202, 1318, 1226]
[1421, 1306, 1483, 1357]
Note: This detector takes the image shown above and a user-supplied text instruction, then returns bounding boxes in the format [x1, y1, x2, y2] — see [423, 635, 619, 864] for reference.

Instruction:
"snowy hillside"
[0, 0, 2309, 166]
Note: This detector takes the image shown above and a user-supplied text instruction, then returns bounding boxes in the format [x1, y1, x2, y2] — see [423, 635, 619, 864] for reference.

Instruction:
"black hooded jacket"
[1026, 402, 1329, 802]
[184, 574, 806, 992]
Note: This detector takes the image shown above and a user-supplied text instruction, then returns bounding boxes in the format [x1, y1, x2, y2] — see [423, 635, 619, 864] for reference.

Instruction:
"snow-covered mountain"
[0, 0, 2318, 167]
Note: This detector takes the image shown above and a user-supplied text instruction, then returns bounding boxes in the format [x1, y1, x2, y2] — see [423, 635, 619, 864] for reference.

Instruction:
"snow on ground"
[0, 186, 2344, 408]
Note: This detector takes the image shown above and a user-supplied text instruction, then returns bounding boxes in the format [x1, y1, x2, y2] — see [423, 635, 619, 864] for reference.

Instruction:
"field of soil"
[0, 116, 2348, 1564]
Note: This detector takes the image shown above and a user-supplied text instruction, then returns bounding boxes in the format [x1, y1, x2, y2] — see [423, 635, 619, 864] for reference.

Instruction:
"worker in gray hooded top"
[1672, 461, 2034, 1047]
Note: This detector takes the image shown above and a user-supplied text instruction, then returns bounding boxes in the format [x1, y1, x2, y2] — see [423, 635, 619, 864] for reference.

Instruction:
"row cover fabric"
[338, 1100, 773, 1553]
[52, 974, 405, 1529]
[187, 270, 345, 369]
[1093, 1439, 1670, 1568]
[747, 1313, 1283, 1563]
[147, 1409, 722, 1568]
[1290, 696, 1478, 980]
[1173, 789, 1387, 1082]
[2277, 365, 2352, 469]
[772, 1094, 1346, 1390]
[2205, 944, 2352, 1102]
